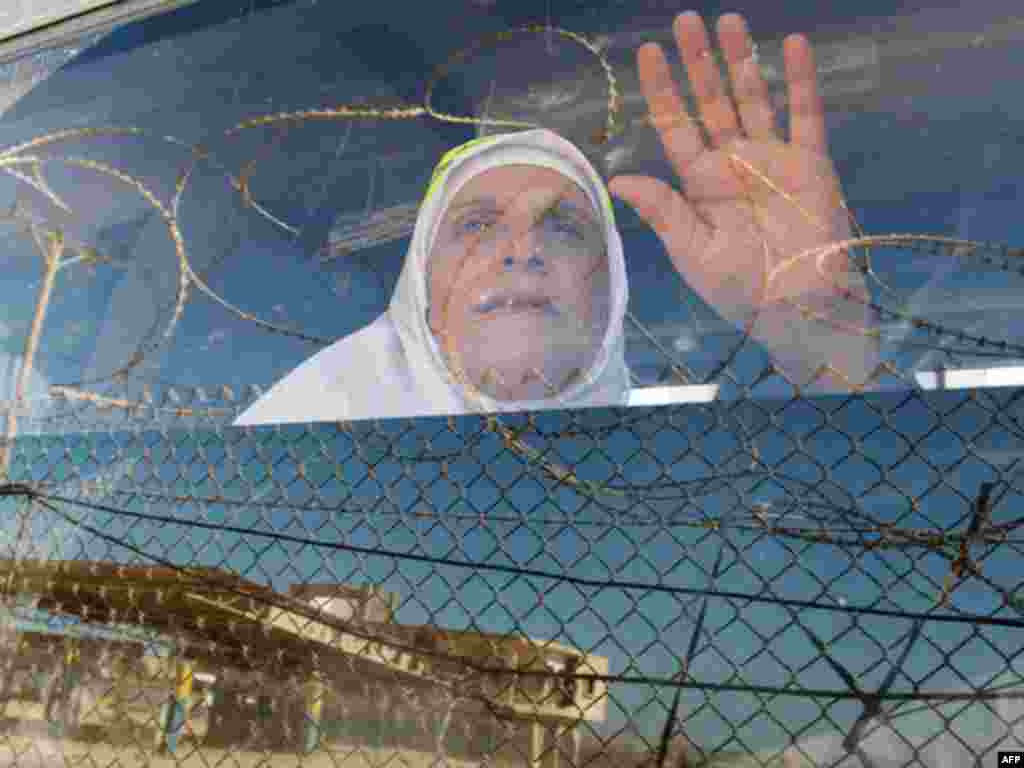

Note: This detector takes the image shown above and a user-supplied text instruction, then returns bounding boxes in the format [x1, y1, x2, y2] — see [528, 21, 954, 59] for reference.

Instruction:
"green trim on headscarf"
[422, 133, 616, 224]
[422, 135, 503, 205]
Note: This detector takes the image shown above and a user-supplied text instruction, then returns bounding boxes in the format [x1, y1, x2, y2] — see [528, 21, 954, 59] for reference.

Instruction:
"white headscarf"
[235, 128, 630, 425]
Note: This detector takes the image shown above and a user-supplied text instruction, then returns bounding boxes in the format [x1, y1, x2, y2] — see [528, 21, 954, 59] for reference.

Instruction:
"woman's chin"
[459, 356, 585, 402]
[443, 318, 598, 402]
[472, 377, 562, 403]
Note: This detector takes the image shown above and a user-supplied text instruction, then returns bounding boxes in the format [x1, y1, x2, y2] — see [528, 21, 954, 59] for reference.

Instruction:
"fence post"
[303, 672, 325, 754]
[544, 722, 575, 768]
[547, 723, 561, 768]
[530, 720, 544, 768]
[156, 659, 192, 755]
[46, 636, 81, 739]
[554, 723, 579, 768]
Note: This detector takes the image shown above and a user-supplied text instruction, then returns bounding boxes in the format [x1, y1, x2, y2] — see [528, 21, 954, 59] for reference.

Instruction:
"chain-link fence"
[0, 5, 1023, 767]
[0, 375, 1022, 768]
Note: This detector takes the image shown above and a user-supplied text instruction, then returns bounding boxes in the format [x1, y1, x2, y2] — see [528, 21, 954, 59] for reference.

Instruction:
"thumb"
[608, 174, 708, 271]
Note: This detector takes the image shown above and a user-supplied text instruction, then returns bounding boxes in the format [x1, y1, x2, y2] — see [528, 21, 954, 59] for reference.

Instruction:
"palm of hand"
[609, 12, 855, 333]
[679, 138, 852, 327]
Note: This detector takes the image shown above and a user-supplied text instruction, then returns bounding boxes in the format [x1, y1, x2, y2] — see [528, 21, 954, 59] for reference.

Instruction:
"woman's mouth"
[473, 294, 558, 316]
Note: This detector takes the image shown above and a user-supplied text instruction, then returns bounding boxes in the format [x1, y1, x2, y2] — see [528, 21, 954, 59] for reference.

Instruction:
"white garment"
[234, 128, 630, 425]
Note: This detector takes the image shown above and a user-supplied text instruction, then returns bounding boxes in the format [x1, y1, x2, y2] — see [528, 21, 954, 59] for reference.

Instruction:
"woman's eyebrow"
[447, 197, 499, 219]
[554, 199, 599, 228]
[447, 195, 599, 227]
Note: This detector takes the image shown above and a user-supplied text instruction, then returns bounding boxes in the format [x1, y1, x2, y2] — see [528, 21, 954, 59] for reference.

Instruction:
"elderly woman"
[235, 12, 875, 426]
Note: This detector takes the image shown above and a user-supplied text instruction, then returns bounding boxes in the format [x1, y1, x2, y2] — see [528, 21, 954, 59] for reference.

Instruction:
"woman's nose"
[498, 220, 547, 271]
[502, 251, 546, 271]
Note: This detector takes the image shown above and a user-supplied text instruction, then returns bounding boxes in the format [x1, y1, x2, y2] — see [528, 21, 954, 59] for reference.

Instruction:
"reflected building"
[0, 559, 608, 766]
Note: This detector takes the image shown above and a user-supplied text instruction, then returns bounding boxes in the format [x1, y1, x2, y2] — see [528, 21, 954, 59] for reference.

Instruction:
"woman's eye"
[457, 216, 493, 236]
[454, 210, 588, 242]
[545, 211, 585, 240]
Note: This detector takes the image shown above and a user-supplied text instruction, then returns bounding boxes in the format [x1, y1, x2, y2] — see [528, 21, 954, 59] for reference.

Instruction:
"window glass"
[1, 2, 1022, 763]
[4, 1, 1020, 429]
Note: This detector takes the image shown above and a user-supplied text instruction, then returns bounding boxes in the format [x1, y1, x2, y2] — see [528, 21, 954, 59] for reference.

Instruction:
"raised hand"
[609, 12, 875, 389]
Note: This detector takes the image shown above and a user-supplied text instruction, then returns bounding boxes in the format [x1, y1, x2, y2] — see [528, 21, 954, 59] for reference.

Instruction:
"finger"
[635, 40, 706, 177]
[675, 11, 743, 149]
[717, 13, 779, 142]
[783, 32, 827, 153]
[608, 174, 711, 279]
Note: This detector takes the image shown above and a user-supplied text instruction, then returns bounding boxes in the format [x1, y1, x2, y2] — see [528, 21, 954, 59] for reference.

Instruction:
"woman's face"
[428, 164, 610, 402]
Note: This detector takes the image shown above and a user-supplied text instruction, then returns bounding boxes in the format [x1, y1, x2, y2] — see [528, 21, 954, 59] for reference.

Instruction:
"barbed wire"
[28, 476, 1024, 554]
[0, 481, 1019, 718]
[3, 26, 1022, 400]
[3, 486, 1017, 631]
[0, 16, 1022, 766]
